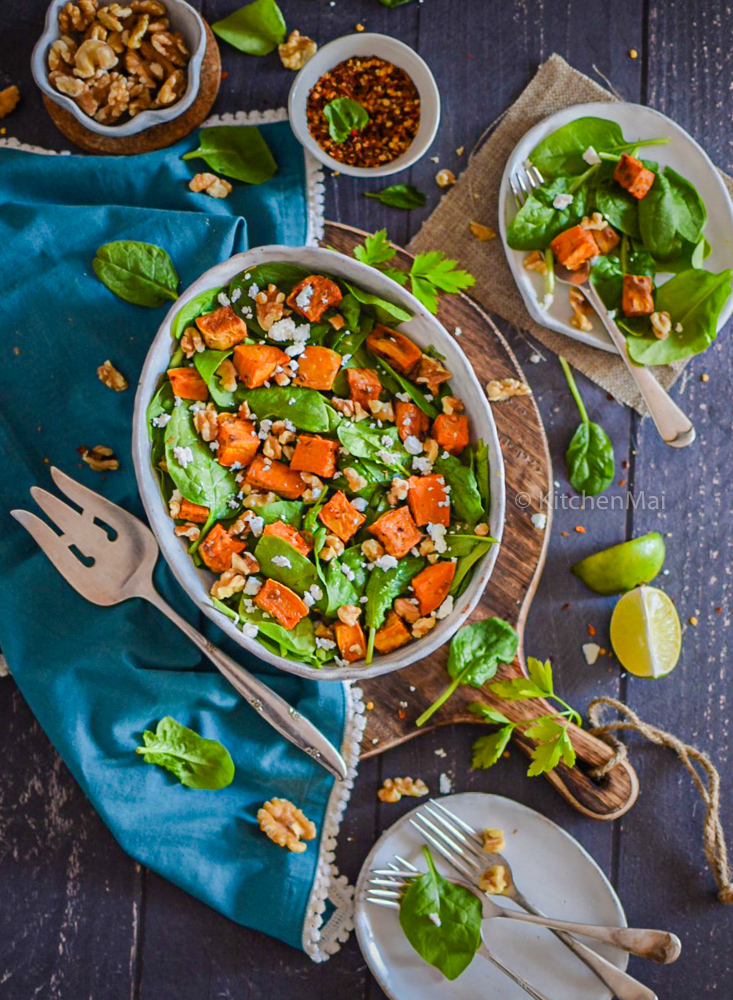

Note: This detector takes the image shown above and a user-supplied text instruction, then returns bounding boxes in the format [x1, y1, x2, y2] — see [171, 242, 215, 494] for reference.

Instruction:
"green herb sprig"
[559, 355, 614, 496]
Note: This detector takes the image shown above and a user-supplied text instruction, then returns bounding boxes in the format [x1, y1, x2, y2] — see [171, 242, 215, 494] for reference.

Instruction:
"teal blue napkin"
[0, 124, 358, 959]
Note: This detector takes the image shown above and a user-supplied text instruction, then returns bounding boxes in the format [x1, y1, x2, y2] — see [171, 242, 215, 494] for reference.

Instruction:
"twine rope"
[587, 697, 733, 905]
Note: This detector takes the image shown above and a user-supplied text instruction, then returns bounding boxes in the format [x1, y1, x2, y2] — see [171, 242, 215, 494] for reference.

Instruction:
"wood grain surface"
[325, 222, 639, 821]
[2, 2, 732, 999]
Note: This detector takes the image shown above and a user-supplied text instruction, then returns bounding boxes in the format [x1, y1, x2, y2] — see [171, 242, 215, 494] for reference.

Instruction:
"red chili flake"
[397, 709, 406, 720]
[587, 624, 596, 636]
[561, 603, 571, 611]
[561, 531, 569, 537]
[221, 70, 228, 80]
[575, 525, 586, 534]
[618, 479, 627, 486]
[606, 393, 614, 401]
[715, 607, 723, 614]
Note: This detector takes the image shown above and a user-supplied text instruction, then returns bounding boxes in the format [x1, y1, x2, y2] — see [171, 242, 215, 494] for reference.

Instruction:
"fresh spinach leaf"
[171, 287, 225, 339]
[416, 618, 518, 727]
[664, 166, 706, 244]
[365, 184, 426, 209]
[626, 268, 733, 365]
[256, 501, 305, 527]
[449, 540, 493, 597]
[164, 404, 238, 515]
[136, 716, 234, 790]
[590, 250, 655, 312]
[474, 440, 490, 512]
[338, 293, 362, 331]
[364, 556, 424, 662]
[93, 241, 179, 307]
[559, 356, 614, 496]
[239, 385, 333, 432]
[433, 453, 483, 526]
[194, 349, 235, 407]
[317, 557, 361, 616]
[399, 847, 483, 981]
[638, 173, 679, 259]
[375, 358, 438, 418]
[183, 126, 277, 184]
[147, 380, 174, 442]
[336, 421, 408, 471]
[238, 603, 322, 665]
[653, 235, 710, 274]
[506, 177, 590, 251]
[211, 0, 286, 55]
[323, 98, 369, 144]
[254, 534, 319, 595]
[342, 281, 412, 326]
[593, 171, 641, 238]
[528, 117, 668, 178]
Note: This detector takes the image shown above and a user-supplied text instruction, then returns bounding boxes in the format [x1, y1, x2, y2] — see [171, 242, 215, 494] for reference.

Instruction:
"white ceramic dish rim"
[30, 0, 206, 138]
[132, 245, 505, 682]
[499, 100, 733, 354]
[354, 791, 628, 1000]
[288, 33, 441, 179]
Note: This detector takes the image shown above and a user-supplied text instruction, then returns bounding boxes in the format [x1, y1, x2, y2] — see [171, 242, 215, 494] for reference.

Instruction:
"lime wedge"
[610, 585, 681, 679]
[572, 533, 665, 595]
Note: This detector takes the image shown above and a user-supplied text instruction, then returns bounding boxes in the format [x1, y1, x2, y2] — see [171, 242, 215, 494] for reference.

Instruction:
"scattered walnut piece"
[387, 476, 409, 506]
[650, 310, 672, 340]
[193, 404, 218, 442]
[319, 532, 344, 562]
[361, 538, 384, 562]
[49, 36, 77, 71]
[441, 395, 464, 416]
[479, 864, 509, 895]
[255, 284, 286, 331]
[418, 538, 434, 556]
[394, 596, 420, 624]
[415, 354, 451, 394]
[168, 488, 182, 518]
[150, 29, 188, 66]
[423, 437, 439, 462]
[412, 616, 436, 639]
[217, 358, 238, 393]
[469, 221, 496, 242]
[485, 377, 532, 402]
[258, 797, 316, 853]
[523, 249, 547, 275]
[50, 72, 85, 97]
[210, 566, 247, 599]
[174, 522, 200, 541]
[96, 359, 128, 391]
[343, 466, 368, 492]
[157, 67, 184, 104]
[367, 399, 394, 422]
[474, 522, 490, 537]
[436, 168, 456, 188]
[278, 29, 317, 70]
[482, 827, 505, 853]
[337, 604, 362, 627]
[580, 212, 608, 231]
[79, 445, 119, 471]
[378, 777, 429, 803]
[59, 0, 99, 34]
[188, 172, 232, 199]
[180, 325, 205, 358]
[568, 286, 594, 332]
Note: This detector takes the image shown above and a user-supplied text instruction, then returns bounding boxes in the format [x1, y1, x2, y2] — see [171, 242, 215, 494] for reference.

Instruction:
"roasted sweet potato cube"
[366, 324, 422, 375]
[217, 414, 260, 467]
[293, 346, 342, 391]
[318, 490, 366, 542]
[290, 435, 339, 478]
[414, 354, 451, 394]
[286, 275, 343, 322]
[334, 621, 367, 663]
[263, 521, 312, 557]
[549, 226, 599, 271]
[369, 506, 422, 559]
[245, 455, 306, 499]
[395, 401, 430, 443]
[346, 367, 382, 407]
[254, 578, 309, 630]
[195, 305, 248, 351]
[374, 610, 412, 654]
[614, 154, 655, 200]
[233, 343, 290, 389]
[407, 474, 450, 527]
[622, 274, 655, 317]
[594, 225, 621, 255]
[411, 561, 456, 616]
[431, 413, 470, 455]
[199, 523, 246, 573]
[177, 499, 210, 523]
[167, 367, 208, 401]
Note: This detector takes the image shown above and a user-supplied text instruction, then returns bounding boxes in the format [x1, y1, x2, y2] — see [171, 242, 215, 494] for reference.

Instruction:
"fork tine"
[10, 509, 94, 584]
[393, 855, 419, 872]
[527, 164, 545, 186]
[414, 812, 482, 871]
[509, 174, 525, 209]
[49, 466, 132, 533]
[429, 799, 484, 847]
[367, 888, 402, 900]
[515, 171, 530, 203]
[409, 818, 477, 881]
[365, 896, 400, 910]
[423, 804, 488, 866]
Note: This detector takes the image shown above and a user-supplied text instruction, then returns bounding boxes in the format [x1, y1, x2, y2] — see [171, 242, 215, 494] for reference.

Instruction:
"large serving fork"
[410, 800, 677, 1000]
[511, 163, 695, 448]
[11, 466, 347, 781]
[367, 857, 556, 1000]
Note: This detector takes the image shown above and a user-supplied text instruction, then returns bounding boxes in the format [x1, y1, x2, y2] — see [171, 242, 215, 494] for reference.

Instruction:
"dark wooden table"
[2, 1, 732, 996]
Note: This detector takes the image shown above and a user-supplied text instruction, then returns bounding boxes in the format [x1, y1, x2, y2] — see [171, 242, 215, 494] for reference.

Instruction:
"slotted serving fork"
[367, 856, 556, 1000]
[511, 163, 695, 449]
[410, 799, 680, 1000]
[11, 466, 347, 781]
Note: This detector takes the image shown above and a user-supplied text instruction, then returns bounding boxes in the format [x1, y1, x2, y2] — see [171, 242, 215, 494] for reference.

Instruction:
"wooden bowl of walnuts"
[31, 0, 206, 136]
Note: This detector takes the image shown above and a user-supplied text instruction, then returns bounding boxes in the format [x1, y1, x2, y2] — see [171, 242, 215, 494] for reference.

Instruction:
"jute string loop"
[587, 697, 733, 905]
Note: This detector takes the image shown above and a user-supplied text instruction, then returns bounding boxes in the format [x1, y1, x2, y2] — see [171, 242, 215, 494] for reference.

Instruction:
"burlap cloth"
[408, 54, 733, 414]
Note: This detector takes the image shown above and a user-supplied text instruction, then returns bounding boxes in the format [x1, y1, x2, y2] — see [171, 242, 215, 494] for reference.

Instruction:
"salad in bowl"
[134, 246, 503, 680]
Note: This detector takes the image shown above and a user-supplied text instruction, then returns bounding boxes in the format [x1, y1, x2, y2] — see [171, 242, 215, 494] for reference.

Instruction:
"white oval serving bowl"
[132, 246, 504, 682]
[288, 33, 440, 179]
[31, 0, 206, 138]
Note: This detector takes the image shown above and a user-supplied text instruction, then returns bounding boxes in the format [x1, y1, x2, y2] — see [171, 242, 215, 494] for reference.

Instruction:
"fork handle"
[583, 282, 695, 448]
[477, 943, 555, 1000]
[144, 590, 348, 781]
[494, 908, 681, 964]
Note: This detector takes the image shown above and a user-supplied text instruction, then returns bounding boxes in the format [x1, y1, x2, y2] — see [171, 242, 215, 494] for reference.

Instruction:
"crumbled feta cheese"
[436, 595, 454, 620]
[231, 287, 242, 303]
[230, 461, 243, 471]
[675, 322, 683, 333]
[285, 341, 307, 357]
[295, 284, 314, 311]
[316, 637, 337, 650]
[243, 577, 262, 596]
[553, 193, 574, 210]
[404, 435, 423, 455]
[272, 555, 292, 568]
[454, 326, 462, 337]
[309, 584, 323, 601]
[427, 522, 447, 553]
[151, 413, 171, 428]
[173, 445, 194, 469]
[434, 747, 447, 758]
[377, 449, 402, 465]
[529, 352, 542, 364]
[248, 283, 260, 298]
[249, 515, 265, 537]
[412, 455, 434, 474]
[242, 622, 259, 639]
[227, 497, 239, 509]
[439, 773, 453, 794]
[359, 595, 368, 604]
[209, 441, 220, 451]
[334, 656, 349, 667]
[341, 354, 352, 364]
[343, 565, 356, 582]
[268, 317, 311, 343]
[395, 391, 411, 402]
[583, 642, 601, 665]
[374, 554, 399, 571]
[217, 291, 231, 307]
[428, 912, 441, 927]
[304, 592, 316, 608]
[531, 512, 547, 530]
[351, 497, 368, 512]
[441, 450, 450, 460]
[173, 396, 182, 407]
[424, 394, 434, 402]
[582, 145, 601, 165]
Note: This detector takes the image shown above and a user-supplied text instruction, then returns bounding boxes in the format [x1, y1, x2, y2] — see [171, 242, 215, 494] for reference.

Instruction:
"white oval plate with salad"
[499, 101, 733, 354]
[355, 792, 627, 1000]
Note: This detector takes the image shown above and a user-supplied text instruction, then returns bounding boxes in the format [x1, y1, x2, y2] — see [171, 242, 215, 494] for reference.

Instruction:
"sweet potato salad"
[147, 263, 493, 668]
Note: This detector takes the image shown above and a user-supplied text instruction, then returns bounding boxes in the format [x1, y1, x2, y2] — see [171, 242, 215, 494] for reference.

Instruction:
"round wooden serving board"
[41, 21, 221, 155]
[324, 223, 639, 822]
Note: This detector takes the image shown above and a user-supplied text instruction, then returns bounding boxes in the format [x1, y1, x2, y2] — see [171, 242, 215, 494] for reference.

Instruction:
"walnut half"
[278, 29, 317, 70]
[377, 777, 429, 803]
[96, 359, 128, 391]
[258, 797, 316, 853]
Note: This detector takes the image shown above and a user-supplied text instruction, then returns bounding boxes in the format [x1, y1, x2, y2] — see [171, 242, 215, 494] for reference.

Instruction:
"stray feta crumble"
[395, 391, 411, 402]
[303, 592, 316, 608]
[295, 284, 314, 311]
[243, 577, 262, 596]
[454, 326, 462, 337]
[529, 352, 542, 364]
[173, 445, 194, 469]
[335, 656, 349, 667]
[151, 413, 171, 428]
[377, 449, 401, 466]
[249, 515, 265, 537]
[582, 145, 601, 165]
[269, 317, 311, 344]
[439, 773, 453, 794]
[272, 555, 292, 568]
[434, 747, 447, 758]
[352, 497, 368, 512]
[374, 554, 399, 571]
[428, 912, 441, 927]
[553, 193, 574, 210]
[436, 595, 454, 620]
[241, 622, 259, 639]
[248, 283, 260, 298]
[531, 512, 547, 530]
[231, 287, 242, 302]
[316, 637, 337, 650]
[675, 322, 683, 333]
[308, 584, 323, 601]
[583, 642, 601, 665]
[217, 291, 231, 307]
[412, 455, 434, 474]
[427, 522, 447, 553]
[404, 435, 423, 455]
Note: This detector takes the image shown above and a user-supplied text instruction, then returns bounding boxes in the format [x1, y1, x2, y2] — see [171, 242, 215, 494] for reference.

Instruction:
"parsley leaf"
[353, 228, 397, 267]
[471, 726, 515, 769]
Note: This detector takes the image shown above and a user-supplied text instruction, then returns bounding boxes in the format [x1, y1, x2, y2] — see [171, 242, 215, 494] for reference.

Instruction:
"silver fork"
[511, 163, 695, 449]
[367, 856, 556, 1000]
[11, 466, 347, 781]
[411, 800, 671, 1000]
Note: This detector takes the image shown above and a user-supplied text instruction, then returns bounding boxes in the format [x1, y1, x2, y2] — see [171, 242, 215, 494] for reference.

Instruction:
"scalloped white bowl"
[132, 246, 505, 681]
[31, 0, 206, 138]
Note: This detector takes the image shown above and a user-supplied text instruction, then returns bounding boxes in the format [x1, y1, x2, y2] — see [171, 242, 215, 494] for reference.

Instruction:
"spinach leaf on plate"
[194, 348, 235, 407]
[256, 500, 305, 527]
[664, 166, 707, 244]
[365, 184, 427, 209]
[254, 534, 320, 595]
[590, 249, 655, 312]
[638, 172, 679, 260]
[164, 404, 238, 516]
[433, 453, 484, 526]
[93, 241, 179, 308]
[365, 556, 424, 662]
[528, 117, 668, 178]
[375, 358, 438, 418]
[183, 126, 277, 184]
[237, 603, 323, 665]
[450, 540, 494, 597]
[474, 439, 490, 512]
[211, 0, 286, 55]
[136, 716, 234, 790]
[336, 421, 409, 472]
[505, 177, 590, 251]
[559, 356, 614, 496]
[343, 281, 412, 326]
[399, 847, 483, 981]
[593, 172, 641, 239]
[239, 385, 333, 432]
[323, 98, 370, 144]
[171, 287, 224, 339]
[653, 235, 710, 274]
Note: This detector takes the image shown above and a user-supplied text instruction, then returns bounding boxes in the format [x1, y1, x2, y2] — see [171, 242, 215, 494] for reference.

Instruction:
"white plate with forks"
[354, 792, 627, 1000]
[498, 101, 733, 353]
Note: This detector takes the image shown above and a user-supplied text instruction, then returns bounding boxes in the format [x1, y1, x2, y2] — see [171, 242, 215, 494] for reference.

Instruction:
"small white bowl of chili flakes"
[288, 33, 440, 178]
